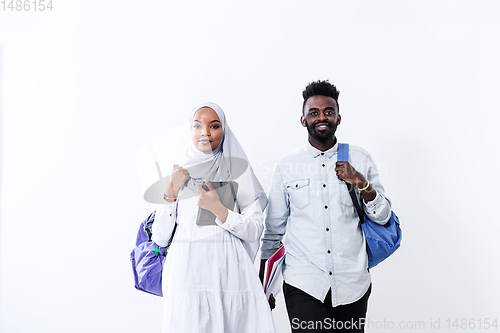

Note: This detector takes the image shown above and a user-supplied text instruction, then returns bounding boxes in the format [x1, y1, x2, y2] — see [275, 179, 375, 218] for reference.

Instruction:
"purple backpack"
[130, 212, 177, 297]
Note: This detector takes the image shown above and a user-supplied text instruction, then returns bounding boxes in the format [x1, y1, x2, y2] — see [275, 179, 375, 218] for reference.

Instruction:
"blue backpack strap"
[338, 143, 364, 225]
[337, 143, 349, 162]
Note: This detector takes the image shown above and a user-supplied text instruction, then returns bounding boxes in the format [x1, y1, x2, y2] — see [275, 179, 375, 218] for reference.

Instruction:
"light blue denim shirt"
[261, 141, 391, 306]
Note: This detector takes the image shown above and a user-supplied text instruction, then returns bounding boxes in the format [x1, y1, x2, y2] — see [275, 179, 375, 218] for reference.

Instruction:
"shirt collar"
[306, 140, 339, 159]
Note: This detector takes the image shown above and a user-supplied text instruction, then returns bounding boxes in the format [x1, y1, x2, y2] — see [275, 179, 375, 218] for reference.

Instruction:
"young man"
[260, 80, 392, 332]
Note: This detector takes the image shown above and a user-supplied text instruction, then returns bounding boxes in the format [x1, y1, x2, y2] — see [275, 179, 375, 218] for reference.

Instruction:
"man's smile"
[314, 122, 331, 131]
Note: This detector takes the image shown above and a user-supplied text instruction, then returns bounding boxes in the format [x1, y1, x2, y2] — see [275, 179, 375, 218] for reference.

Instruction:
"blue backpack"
[337, 143, 402, 268]
[130, 212, 177, 296]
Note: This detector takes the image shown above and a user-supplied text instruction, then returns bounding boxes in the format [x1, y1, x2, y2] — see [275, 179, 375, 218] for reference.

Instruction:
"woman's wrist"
[212, 202, 229, 223]
[165, 185, 179, 201]
[163, 194, 177, 203]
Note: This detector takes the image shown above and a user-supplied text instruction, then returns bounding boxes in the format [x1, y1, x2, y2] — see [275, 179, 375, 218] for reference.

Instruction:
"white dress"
[152, 178, 276, 333]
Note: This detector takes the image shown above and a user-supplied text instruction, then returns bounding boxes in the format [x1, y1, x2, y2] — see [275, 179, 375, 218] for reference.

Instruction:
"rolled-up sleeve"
[261, 164, 289, 260]
[362, 155, 391, 225]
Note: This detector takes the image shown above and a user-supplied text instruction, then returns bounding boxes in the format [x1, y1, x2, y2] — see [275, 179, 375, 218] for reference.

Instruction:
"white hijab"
[178, 102, 267, 261]
[143, 103, 266, 211]
[181, 102, 267, 210]
[145, 103, 266, 260]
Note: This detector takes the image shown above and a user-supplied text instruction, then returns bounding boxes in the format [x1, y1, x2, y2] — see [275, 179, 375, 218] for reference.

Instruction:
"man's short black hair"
[302, 80, 340, 114]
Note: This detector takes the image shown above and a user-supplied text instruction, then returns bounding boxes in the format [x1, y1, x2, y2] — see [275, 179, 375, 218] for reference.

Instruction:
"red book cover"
[264, 245, 285, 292]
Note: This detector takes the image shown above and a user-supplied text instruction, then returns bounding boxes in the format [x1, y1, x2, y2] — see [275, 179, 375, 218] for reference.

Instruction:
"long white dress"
[152, 177, 276, 333]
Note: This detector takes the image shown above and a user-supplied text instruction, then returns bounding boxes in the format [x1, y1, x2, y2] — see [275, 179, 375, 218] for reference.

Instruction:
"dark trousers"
[283, 282, 372, 333]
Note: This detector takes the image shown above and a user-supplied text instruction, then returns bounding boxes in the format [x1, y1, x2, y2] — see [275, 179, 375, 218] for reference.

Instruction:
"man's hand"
[268, 293, 276, 310]
[196, 180, 228, 222]
[259, 259, 276, 310]
[335, 161, 365, 187]
[335, 161, 376, 202]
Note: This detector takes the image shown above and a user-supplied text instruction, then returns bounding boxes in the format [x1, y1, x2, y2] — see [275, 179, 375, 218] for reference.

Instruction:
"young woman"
[152, 103, 276, 333]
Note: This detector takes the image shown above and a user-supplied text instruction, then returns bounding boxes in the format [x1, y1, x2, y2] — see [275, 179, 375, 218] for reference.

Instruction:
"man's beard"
[305, 119, 337, 143]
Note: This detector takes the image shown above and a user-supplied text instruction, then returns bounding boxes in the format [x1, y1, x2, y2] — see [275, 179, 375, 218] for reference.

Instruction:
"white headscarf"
[144, 103, 266, 260]
[144, 102, 267, 210]
[180, 102, 267, 210]
[183, 103, 245, 185]
[183, 103, 268, 260]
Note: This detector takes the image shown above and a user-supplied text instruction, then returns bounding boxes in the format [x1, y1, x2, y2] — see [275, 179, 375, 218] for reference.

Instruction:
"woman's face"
[191, 107, 223, 152]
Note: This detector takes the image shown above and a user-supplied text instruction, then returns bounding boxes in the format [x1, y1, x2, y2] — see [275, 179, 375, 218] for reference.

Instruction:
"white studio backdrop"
[1, 1, 499, 332]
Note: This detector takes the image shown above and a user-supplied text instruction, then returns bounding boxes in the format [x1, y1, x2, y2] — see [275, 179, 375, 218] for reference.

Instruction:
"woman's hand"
[196, 180, 228, 223]
[165, 166, 190, 201]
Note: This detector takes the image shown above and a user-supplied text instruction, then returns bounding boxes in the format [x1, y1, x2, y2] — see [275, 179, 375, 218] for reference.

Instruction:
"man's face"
[301, 95, 340, 143]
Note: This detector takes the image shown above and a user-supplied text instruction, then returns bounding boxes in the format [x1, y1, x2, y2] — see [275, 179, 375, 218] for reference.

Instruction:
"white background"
[1, 1, 499, 332]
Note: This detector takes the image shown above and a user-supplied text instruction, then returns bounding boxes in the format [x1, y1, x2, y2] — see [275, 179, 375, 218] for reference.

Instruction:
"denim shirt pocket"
[286, 178, 311, 210]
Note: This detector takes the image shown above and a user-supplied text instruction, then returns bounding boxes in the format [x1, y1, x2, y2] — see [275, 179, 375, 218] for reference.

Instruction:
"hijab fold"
[149, 102, 267, 261]
[180, 103, 267, 211]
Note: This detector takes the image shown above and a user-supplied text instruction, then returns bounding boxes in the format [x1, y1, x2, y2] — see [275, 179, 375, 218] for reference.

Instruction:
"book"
[263, 245, 286, 298]
[196, 181, 239, 226]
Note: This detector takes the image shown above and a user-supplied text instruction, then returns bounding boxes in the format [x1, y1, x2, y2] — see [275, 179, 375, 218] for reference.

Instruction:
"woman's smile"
[191, 107, 223, 152]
